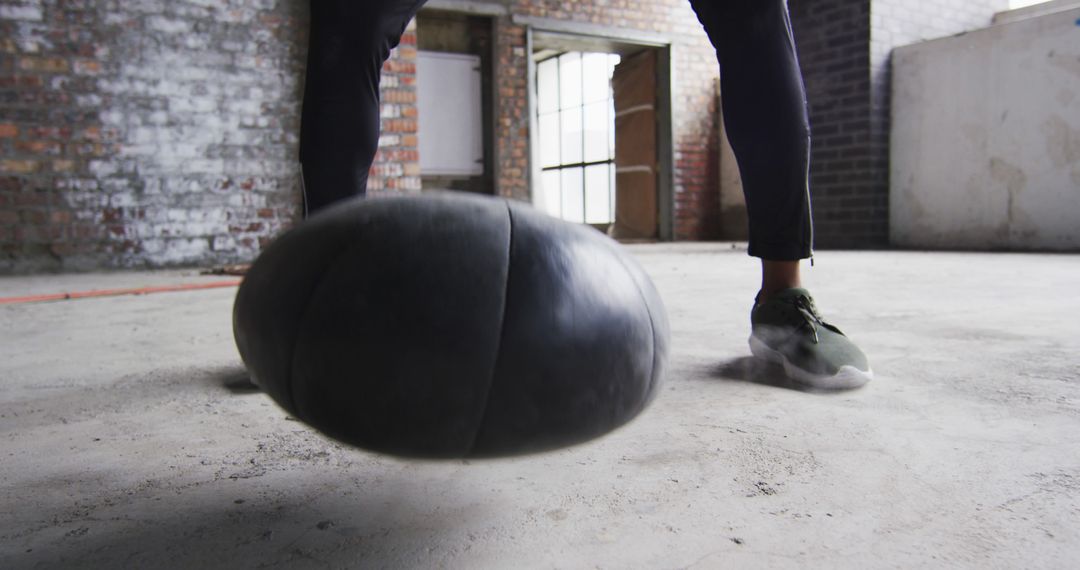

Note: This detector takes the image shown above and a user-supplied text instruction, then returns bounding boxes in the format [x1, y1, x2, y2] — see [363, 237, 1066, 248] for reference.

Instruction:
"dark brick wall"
[0, 0, 309, 272]
[789, 0, 874, 248]
[789, 0, 1006, 249]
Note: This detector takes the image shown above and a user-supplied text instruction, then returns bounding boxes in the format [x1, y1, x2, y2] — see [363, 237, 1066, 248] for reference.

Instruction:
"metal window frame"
[524, 17, 675, 240]
[535, 52, 618, 224]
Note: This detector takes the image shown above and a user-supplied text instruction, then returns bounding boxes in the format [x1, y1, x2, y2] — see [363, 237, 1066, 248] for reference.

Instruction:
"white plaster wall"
[890, 7, 1080, 250]
[995, 0, 1080, 25]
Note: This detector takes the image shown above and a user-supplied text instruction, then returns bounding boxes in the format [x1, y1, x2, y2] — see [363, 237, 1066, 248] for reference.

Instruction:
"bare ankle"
[759, 259, 802, 302]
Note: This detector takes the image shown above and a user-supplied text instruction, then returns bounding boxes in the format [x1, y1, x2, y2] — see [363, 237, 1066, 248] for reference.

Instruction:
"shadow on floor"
[710, 356, 820, 393]
[10, 363, 488, 568]
[215, 365, 261, 394]
[12, 482, 484, 569]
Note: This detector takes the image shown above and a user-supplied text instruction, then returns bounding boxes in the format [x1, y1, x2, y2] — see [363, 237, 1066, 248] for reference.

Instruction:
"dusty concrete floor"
[1, 245, 1078, 569]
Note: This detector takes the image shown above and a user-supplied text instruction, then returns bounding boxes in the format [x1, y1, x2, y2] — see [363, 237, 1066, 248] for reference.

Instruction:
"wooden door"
[610, 50, 658, 240]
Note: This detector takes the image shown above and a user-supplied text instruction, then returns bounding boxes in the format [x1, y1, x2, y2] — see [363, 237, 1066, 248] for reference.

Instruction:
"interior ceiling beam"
[422, 0, 509, 16]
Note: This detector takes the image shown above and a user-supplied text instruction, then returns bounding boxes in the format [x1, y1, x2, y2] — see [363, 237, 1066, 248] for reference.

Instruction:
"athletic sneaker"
[749, 288, 873, 390]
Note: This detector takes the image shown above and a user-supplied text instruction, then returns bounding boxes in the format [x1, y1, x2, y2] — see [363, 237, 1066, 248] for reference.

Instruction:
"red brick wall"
[493, 19, 530, 202]
[369, 19, 422, 194]
[367, 1, 723, 239]
[0, 0, 783, 272]
[0, 1, 308, 272]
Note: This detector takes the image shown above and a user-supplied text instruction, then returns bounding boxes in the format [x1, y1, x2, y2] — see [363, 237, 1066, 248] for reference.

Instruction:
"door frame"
[519, 16, 676, 241]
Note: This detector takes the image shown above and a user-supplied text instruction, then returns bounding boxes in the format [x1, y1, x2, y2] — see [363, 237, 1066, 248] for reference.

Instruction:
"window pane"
[583, 101, 609, 164]
[559, 53, 582, 109]
[606, 55, 619, 158]
[585, 164, 612, 224]
[561, 167, 584, 223]
[582, 53, 610, 104]
[541, 169, 562, 217]
[539, 112, 560, 168]
[537, 58, 559, 114]
[608, 99, 617, 158]
[534, 51, 622, 227]
[560, 108, 583, 165]
[610, 161, 617, 217]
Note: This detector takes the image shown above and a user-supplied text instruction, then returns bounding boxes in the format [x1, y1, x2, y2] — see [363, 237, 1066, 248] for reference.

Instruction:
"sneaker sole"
[749, 335, 873, 390]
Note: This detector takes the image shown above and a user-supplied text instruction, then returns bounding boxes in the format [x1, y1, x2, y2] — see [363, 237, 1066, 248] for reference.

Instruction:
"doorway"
[529, 30, 673, 240]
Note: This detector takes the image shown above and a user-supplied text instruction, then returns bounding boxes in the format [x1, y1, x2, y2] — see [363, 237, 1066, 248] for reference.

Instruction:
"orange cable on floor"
[0, 279, 243, 306]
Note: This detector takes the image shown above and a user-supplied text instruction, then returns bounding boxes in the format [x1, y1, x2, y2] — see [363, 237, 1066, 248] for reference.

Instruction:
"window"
[536, 52, 621, 225]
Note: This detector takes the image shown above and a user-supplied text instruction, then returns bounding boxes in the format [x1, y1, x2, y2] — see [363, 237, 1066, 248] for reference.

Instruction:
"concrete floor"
[2, 245, 1078, 569]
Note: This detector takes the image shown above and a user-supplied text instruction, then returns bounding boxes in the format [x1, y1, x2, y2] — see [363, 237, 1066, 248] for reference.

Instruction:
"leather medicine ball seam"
[607, 247, 660, 416]
[235, 192, 666, 458]
[286, 242, 363, 421]
[464, 200, 515, 456]
[234, 230, 356, 416]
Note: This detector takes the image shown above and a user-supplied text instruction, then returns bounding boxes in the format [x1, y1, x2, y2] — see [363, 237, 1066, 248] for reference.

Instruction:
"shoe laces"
[792, 295, 824, 344]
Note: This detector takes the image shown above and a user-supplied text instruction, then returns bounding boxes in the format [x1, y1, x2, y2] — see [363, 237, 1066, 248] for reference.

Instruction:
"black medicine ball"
[233, 192, 669, 458]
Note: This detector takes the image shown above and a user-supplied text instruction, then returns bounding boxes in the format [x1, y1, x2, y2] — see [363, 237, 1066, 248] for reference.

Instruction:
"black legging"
[299, 0, 813, 260]
[299, 0, 428, 213]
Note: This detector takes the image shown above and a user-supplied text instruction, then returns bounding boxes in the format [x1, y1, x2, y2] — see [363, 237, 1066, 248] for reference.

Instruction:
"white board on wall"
[416, 51, 484, 176]
[890, 7, 1080, 250]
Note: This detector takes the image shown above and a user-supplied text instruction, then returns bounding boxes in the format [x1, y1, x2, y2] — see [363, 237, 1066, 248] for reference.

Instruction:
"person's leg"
[689, 0, 813, 274]
[299, 0, 428, 215]
[688, 0, 871, 389]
